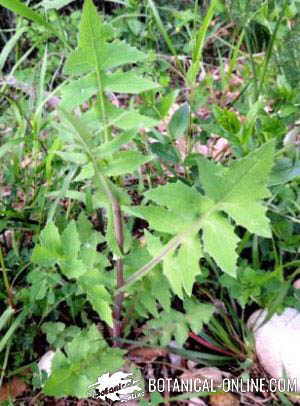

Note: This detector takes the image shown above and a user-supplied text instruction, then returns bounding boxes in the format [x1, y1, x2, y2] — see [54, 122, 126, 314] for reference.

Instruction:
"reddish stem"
[188, 332, 236, 357]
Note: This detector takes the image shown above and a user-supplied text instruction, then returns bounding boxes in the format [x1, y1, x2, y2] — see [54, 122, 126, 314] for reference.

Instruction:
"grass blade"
[0, 27, 26, 71]
[0, 0, 53, 32]
[0, 307, 14, 332]
[147, 0, 177, 58]
[187, 0, 218, 87]
[0, 310, 27, 353]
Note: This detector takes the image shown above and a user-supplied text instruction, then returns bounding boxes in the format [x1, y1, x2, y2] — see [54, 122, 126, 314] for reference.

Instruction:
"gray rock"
[248, 308, 300, 391]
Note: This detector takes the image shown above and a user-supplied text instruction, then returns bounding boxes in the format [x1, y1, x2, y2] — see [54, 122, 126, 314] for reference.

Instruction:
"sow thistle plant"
[28, 0, 276, 398]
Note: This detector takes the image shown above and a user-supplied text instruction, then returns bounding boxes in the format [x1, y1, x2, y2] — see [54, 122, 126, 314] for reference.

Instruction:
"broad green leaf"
[61, 220, 81, 259]
[102, 151, 152, 176]
[96, 131, 135, 157]
[168, 103, 190, 139]
[83, 285, 113, 327]
[177, 235, 202, 296]
[184, 300, 214, 333]
[64, 48, 93, 76]
[222, 200, 271, 238]
[78, 0, 110, 50]
[60, 73, 96, 109]
[213, 106, 241, 134]
[144, 181, 202, 215]
[74, 162, 94, 182]
[102, 41, 148, 70]
[202, 212, 240, 277]
[197, 141, 275, 237]
[269, 159, 300, 186]
[129, 142, 275, 290]
[149, 300, 214, 346]
[60, 258, 86, 278]
[103, 71, 159, 94]
[112, 110, 158, 130]
[156, 89, 179, 118]
[223, 141, 275, 204]
[39, 223, 62, 255]
[31, 246, 59, 267]
[56, 151, 88, 165]
[163, 250, 184, 298]
[76, 212, 94, 242]
[127, 205, 190, 234]
[196, 155, 226, 200]
[43, 326, 124, 397]
[162, 234, 202, 297]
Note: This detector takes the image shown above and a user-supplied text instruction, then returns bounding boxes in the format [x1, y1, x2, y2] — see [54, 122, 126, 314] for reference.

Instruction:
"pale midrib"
[88, 17, 109, 142]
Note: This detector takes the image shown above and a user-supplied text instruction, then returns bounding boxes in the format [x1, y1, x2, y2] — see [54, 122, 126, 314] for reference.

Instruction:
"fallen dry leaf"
[0, 377, 28, 402]
[181, 367, 223, 385]
[210, 392, 239, 406]
[129, 347, 168, 362]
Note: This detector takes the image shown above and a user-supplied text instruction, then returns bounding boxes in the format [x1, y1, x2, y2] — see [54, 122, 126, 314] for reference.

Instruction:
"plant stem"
[0, 246, 14, 308]
[59, 108, 125, 342]
[188, 332, 237, 358]
[94, 170, 125, 343]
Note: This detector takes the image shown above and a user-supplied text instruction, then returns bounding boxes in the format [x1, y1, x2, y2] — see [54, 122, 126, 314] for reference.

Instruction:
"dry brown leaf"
[0, 377, 28, 402]
[181, 367, 223, 385]
[129, 347, 168, 362]
[210, 392, 239, 406]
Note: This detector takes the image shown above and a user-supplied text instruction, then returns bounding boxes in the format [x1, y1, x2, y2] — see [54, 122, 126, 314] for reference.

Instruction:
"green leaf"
[128, 142, 275, 290]
[177, 235, 202, 296]
[112, 110, 158, 130]
[149, 300, 214, 346]
[103, 71, 159, 94]
[82, 285, 113, 327]
[61, 220, 81, 259]
[43, 325, 124, 397]
[144, 181, 202, 215]
[163, 249, 184, 298]
[60, 73, 96, 109]
[197, 141, 275, 237]
[56, 151, 88, 165]
[78, 0, 109, 51]
[39, 223, 62, 255]
[156, 89, 179, 118]
[162, 234, 202, 298]
[202, 212, 240, 277]
[96, 131, 135, 157]
[102, 41, 148, 70]
[127, 205, 190, 234]
[60, 258, 86, 278]
[102, 151, 152, 176]
[168, 103, 190, 139]
[213, 106, 241, 134]
[31, 246, 59, 267]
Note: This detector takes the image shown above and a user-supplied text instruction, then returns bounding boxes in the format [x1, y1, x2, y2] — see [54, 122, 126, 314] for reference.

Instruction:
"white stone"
[248, 308, 300, 391]
[38, 350, 55, 376]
